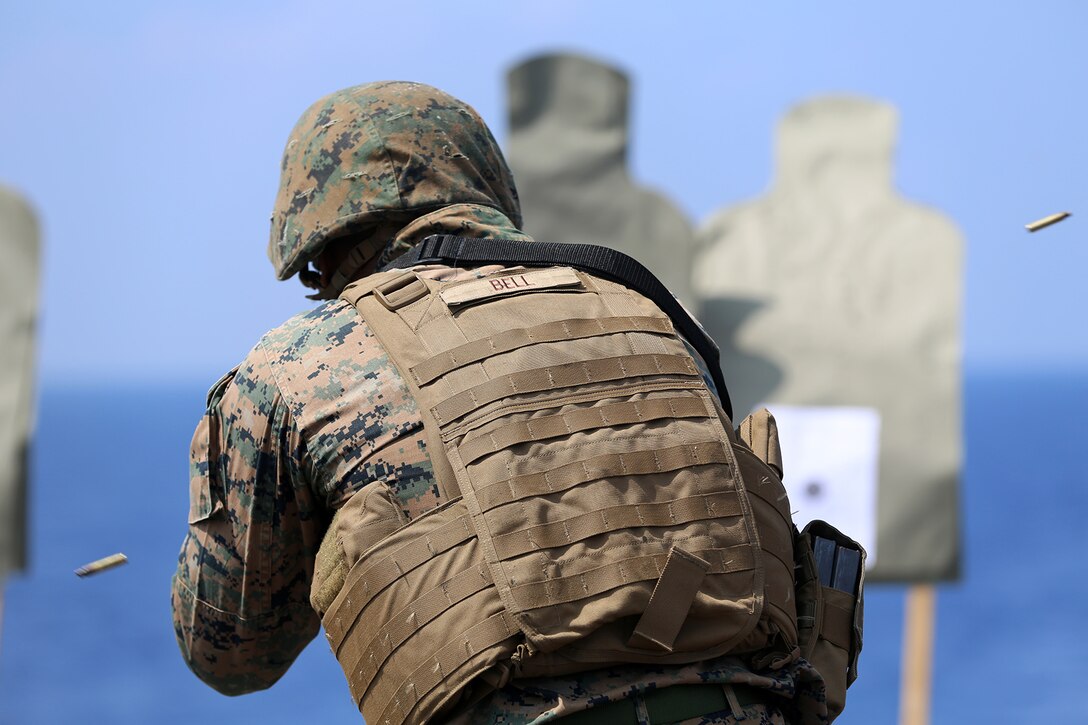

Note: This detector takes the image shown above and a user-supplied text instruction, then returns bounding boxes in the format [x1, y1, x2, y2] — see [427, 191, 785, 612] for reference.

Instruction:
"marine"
[172, 81, 856, 723]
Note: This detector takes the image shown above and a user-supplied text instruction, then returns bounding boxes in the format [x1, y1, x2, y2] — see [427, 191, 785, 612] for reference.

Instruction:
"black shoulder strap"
[382, 235, 732, 418]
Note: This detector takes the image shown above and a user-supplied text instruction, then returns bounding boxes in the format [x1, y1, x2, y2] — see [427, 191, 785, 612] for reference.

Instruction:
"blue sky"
[2, 1, 1085, 385]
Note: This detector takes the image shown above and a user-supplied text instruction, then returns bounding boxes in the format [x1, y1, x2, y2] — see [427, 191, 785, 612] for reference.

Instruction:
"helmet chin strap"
[302, 236, 388, 300]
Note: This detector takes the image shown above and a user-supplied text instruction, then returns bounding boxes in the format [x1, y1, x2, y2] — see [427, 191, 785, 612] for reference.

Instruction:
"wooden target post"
[899, 584, 936, 725]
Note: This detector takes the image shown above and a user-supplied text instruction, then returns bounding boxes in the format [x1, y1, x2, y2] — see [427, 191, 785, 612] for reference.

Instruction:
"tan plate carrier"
[324, 266, 799, 725]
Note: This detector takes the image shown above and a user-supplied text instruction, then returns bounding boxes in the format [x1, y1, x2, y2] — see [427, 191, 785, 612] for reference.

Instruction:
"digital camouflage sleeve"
[172, 343, 325, 695]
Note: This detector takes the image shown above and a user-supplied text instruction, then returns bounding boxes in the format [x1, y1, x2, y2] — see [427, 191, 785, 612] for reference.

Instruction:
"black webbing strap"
[381, 235, 732, 418]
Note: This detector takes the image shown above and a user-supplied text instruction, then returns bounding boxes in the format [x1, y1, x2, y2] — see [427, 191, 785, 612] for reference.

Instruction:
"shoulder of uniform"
[201, 300, 368, 420]
[250, 298, 380, 416]
[204, 343, 283, 414]
[256, 298, 364, 363]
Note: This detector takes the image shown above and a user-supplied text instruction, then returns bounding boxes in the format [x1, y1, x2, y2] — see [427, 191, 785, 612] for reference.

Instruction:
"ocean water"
[1, 373, 1085, 724]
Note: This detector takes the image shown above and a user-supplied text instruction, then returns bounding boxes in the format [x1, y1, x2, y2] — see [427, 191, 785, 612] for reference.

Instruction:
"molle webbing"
[322, 499, 519, 725]
[507, 544, 756, 611]
[324, 509, 477, 652]
[328, 265, 795, 724]
[409, 315, 673, 385]
[457, 395, 710, 464]
[432, 353, 700, 425]
[473, 440, 727, 510]
[381, 234, 733, 417]
[491, 490, 742, 559]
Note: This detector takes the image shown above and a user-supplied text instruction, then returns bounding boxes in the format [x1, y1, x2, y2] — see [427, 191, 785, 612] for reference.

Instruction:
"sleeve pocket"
[188, 428, 225, 523]
[206, 365, 240, 409]
[187, 367, 237, 524]
[188, 468, 224, 524]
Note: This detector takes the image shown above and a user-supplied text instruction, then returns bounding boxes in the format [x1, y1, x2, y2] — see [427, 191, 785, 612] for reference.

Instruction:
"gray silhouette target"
[507, 53, 697, 309]
[695, 97, 962, 582]
[0, 185, 39, 581]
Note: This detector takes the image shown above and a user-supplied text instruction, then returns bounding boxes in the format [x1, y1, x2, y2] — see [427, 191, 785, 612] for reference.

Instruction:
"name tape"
[440, 267, 583, 307]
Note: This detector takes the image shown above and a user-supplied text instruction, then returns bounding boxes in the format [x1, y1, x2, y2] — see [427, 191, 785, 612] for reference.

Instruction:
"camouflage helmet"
[269, 81, 523, 280]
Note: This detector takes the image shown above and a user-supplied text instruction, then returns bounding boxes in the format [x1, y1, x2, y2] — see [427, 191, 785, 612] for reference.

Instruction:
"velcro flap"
[439, 267, 582, 307]
[628, 546, 710, 652]
[738, 408, 784, 478]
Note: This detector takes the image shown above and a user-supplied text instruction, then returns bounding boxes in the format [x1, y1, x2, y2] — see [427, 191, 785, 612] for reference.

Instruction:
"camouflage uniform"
[172, 82, 829, 724]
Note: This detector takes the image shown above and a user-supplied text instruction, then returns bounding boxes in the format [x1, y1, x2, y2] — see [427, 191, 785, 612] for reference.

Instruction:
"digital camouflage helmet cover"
[268, 81, 523, 284]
